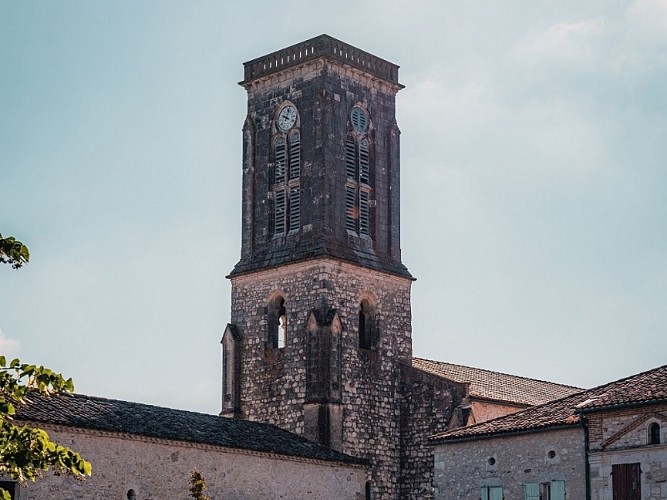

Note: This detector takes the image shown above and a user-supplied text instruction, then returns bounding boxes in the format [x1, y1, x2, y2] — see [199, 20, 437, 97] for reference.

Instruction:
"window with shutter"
[289, 132, 300, 179]
[289, 187, 300, 231]
[359, 139, 369, 184]
[275, 190, 286, 234]
[481, 486, 503, 500]
[359, 190, 370, 235]
[345, 110, 373, 237]
[550, 480, 565, 500]
[346, 137, 357, 179]
[524, 483, 539, 500]
[272, 105, 301, 236]
[275, 138, 286, 184]
[346, 185, 357, 232]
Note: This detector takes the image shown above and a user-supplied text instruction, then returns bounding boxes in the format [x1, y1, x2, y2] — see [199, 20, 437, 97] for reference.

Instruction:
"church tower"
[222, 35, 414, 499]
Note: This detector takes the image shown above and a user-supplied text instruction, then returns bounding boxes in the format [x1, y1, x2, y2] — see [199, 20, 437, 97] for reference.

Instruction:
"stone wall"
[586, 403, 667, 500]
[15, 425, 366, 500]
[229, 258, 413, 499]
[433, 428, 586, 500]
[399, 366, 465, 499]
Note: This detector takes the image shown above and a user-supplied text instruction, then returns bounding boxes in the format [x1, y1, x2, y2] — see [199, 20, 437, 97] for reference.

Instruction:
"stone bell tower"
[221, 35, 414, 499]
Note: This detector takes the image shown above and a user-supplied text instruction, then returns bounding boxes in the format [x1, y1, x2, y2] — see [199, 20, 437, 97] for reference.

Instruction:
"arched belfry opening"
[268, 295, 287, 349]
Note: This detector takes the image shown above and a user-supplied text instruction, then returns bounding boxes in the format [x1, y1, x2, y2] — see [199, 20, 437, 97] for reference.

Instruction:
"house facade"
[431, 364, 667, 500]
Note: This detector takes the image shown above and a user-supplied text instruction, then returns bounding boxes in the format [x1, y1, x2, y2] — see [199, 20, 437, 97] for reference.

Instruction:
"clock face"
[351, 106, 369, 132]
[277, 105, 297, 131]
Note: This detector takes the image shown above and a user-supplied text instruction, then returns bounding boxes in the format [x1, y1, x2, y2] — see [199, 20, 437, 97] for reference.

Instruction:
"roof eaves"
[430, 422, 580, 445]
[576, 397, 667, 415]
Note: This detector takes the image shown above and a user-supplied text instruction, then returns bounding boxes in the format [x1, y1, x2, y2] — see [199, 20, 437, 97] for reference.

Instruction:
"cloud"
[0, 328, 21, 358]
[527, 16, 606, 67]
[627, 0, 667, 38]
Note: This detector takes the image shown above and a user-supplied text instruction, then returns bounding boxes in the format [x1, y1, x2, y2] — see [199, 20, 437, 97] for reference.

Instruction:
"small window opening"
[268, 297, 287, 349]
[359, 301, 372, 350]
[649, 422, 661, 445]
[127, 490, 137, 500]
[278, 308, 287, 349]
[365, 481, 372, 500]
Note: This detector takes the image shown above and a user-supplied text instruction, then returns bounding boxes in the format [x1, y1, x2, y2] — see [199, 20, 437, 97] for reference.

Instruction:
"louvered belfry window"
[345, 112, 372, 237]
[273, 117, 301, 236]
[275, 138, 286, 184]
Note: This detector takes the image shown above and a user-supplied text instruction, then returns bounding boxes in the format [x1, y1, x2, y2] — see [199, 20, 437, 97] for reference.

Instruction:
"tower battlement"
[240, 34, 402, 87]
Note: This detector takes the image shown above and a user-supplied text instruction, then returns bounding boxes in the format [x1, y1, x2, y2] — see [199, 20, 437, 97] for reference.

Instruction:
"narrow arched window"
[273, 105, 301, 236]
[346, 136, 357, 179]
[649, 422, 661, 445]
[268, 296, 287, 349]
[289, 131, 300, 179]
[365, 481, 372, 500]
[278, 306, 287, 349]
[274, 137, 286, 184]
[345, 105, 372, 238]
[359, 300, 373, 350]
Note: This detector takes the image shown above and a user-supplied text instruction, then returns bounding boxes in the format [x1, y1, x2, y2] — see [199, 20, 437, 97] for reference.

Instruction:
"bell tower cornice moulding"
[239, 34, 404, 93]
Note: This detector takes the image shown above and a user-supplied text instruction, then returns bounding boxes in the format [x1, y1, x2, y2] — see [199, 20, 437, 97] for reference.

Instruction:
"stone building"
[430, 364, 667, 500]
[4, 35, 588, 500]
[12, 393, 367, 499]
[220, 34, 581, 499]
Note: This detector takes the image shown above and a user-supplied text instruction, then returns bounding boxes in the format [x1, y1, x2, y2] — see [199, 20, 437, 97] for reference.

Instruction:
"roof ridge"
[58, 392, 219, 417]
[577, 363, 667, 394]
[412, 357, 583, 390]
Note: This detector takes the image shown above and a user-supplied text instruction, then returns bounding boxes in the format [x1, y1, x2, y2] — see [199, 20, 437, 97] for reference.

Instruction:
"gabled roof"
[431, 364, 667, 443]
[413, 358, 582, 406]
[16, 393, 364, 465]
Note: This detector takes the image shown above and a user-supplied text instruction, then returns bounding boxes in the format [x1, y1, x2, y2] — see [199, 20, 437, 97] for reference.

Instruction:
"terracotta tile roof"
[15, 393, 364, 465]
[412, 358, 582, 406]
[431, 364, 667, 443]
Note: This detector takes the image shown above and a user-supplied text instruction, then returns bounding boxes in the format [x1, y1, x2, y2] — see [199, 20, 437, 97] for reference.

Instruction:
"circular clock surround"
[350, 106, 369, 132]
[277, 105, 297, 132]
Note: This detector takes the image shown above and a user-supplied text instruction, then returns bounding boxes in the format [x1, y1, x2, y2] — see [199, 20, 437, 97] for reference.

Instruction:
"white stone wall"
[433, 428, 586, 500]
[17, 425, 367, 500]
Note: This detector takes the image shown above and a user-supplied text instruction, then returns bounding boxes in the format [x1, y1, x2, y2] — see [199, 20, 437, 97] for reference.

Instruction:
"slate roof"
[430, 364, 667, 443]
[413, 358, 582, 406]
[15, 393, 364, 465]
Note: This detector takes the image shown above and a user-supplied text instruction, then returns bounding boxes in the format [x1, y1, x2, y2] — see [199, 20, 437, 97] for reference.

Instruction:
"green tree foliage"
[0, 235, 29, 269]
[0, 357, 92, 499]
[189, 469, 212, 500]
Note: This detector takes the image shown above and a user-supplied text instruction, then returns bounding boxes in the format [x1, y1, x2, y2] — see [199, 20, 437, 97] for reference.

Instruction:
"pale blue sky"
[1, 1, 666, 414]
